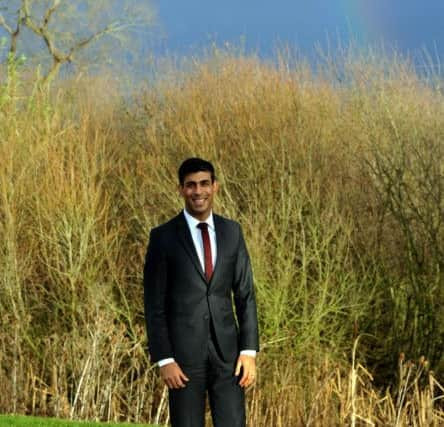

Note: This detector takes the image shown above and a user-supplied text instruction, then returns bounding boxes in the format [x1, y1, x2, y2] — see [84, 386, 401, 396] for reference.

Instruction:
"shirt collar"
[183, 209, 215, 231]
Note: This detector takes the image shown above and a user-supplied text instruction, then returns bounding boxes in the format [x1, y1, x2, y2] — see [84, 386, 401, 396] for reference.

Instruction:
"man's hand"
[235, 354, 256, 388]
[160, 362, 189, 389]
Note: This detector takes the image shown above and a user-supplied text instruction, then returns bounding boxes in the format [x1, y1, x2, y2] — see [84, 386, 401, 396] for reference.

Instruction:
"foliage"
[0, 49, 443, 425]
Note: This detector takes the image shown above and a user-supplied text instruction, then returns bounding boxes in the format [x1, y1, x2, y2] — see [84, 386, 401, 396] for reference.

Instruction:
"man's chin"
[191, 203, 208, 212]
[187, 206, 211, 218]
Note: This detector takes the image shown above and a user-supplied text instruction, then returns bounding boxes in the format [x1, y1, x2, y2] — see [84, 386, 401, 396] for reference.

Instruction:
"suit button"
[203, 314, 209, 320]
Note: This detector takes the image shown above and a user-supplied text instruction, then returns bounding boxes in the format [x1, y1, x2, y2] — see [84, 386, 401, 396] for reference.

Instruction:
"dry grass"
[0, 50, 443, 425]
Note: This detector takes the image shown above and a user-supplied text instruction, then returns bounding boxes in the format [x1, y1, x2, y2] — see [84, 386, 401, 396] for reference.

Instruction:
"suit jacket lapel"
[210, 214, 227, 285]
[175, 212, 207, 282]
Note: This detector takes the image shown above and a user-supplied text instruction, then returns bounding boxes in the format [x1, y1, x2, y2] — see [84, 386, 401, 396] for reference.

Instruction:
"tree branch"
[21, 0, 63, 62]
[4, 0, 151, 83]
[43, 0, 60, 27]
[67, 22, 133, 60]
[0, 13, 13, 34]
[0, 11, 21, 56]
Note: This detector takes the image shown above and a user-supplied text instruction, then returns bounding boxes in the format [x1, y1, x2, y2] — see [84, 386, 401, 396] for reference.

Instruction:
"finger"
[179, 371, 190, 383]
[242, 376, 253, 388]
[242, 366, 256, 387]
[246, 374, 256, 387]
[179, 372, 189, 388]
[175, 375, 185, 388]
[168, 374, 180, 389]
[235, 360, 242, 376]
[239, 368, 249, 387]
[175, 376, 185, 388]
[172, 364, 188, 380]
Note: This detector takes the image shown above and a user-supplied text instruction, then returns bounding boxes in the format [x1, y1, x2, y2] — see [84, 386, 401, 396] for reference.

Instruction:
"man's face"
[179, 171, 218, 220]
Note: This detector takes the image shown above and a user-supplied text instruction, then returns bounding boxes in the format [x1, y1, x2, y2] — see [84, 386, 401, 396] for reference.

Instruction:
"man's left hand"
[235, 354, 256, 388]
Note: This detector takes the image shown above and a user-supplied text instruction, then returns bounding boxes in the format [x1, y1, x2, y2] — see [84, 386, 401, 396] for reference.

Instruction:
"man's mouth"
[192, 198, 207, 206]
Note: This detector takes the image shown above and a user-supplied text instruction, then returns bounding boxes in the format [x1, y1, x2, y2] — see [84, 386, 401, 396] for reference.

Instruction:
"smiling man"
[144, 157, 259, 427]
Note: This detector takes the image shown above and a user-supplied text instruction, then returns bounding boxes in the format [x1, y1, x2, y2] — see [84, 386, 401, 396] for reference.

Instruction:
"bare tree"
[0, 0, 155, 83]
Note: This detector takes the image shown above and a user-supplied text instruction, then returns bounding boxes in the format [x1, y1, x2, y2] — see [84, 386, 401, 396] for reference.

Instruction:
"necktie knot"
[197, 222, 208, 230]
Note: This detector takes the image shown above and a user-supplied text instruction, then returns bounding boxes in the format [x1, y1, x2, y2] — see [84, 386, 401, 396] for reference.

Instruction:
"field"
[0, 49, 443, 425]
[0, 415, 155, 427]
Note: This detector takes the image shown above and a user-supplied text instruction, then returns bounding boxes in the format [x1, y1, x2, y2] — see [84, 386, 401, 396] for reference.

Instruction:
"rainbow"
[339, 0, 385, 44]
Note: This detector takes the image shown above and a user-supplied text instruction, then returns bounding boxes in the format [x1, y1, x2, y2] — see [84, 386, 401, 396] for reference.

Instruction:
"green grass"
[0, 415, 157, 427]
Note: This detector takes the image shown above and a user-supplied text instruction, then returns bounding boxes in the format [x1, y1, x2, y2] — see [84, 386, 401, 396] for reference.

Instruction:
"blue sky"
[1, 1, 443, 76]
[153, 0, 444, 64]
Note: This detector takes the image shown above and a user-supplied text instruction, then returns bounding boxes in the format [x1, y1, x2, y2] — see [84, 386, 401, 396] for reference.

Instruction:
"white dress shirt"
[157, 210, 256, 367]
[183, 208, 217, 272]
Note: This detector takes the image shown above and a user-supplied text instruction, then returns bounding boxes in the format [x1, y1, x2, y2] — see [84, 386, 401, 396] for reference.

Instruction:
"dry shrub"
[0, 50, 443, 425]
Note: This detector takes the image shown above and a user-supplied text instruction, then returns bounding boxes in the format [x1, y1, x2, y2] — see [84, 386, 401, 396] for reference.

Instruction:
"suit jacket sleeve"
[143, 228, 173, 363]
[233, 224, 260, 352]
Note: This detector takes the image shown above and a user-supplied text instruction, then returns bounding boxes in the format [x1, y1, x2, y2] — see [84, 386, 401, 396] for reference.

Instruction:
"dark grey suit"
[144, 211, 259, 427]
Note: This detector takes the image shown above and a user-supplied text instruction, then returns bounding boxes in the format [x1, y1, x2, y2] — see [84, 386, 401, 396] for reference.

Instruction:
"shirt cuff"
[158, 358, 175, 367]
[240, 350, 256, 357]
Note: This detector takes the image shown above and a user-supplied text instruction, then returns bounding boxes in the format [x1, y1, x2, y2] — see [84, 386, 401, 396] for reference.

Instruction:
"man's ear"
[178, 184, 184, 196]
[213, 180, 219, 193]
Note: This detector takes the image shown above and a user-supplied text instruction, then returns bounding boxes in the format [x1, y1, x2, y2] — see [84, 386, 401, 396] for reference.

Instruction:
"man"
[144, 158, 259, 427]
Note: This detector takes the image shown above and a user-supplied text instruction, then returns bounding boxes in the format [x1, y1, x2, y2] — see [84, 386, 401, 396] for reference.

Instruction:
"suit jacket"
[143, 211, 259, 366]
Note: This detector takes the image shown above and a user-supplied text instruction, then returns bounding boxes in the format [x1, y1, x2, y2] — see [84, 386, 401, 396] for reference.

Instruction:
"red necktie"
[197, 223, 213, 281]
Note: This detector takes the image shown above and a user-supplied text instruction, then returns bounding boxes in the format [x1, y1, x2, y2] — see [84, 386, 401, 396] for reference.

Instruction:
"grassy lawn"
[0, 415, 158, 427]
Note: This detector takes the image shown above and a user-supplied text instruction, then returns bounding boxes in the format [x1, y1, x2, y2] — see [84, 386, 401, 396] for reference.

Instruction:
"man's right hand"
[160, 362, 190, 389]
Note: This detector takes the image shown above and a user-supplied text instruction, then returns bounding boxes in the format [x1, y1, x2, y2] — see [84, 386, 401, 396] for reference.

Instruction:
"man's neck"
[183, 208, 212, 223]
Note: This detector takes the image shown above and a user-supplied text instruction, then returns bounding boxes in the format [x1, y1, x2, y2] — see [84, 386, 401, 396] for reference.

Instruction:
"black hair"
[178, 158, 216, 185]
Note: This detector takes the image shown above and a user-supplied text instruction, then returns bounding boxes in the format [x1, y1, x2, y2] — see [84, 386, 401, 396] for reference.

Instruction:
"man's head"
[178, 158, 219, 221]
[178, 158, 216, 185]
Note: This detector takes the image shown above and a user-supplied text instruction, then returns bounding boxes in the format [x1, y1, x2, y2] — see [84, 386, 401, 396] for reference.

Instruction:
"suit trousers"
[168, 324, 246, 427]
